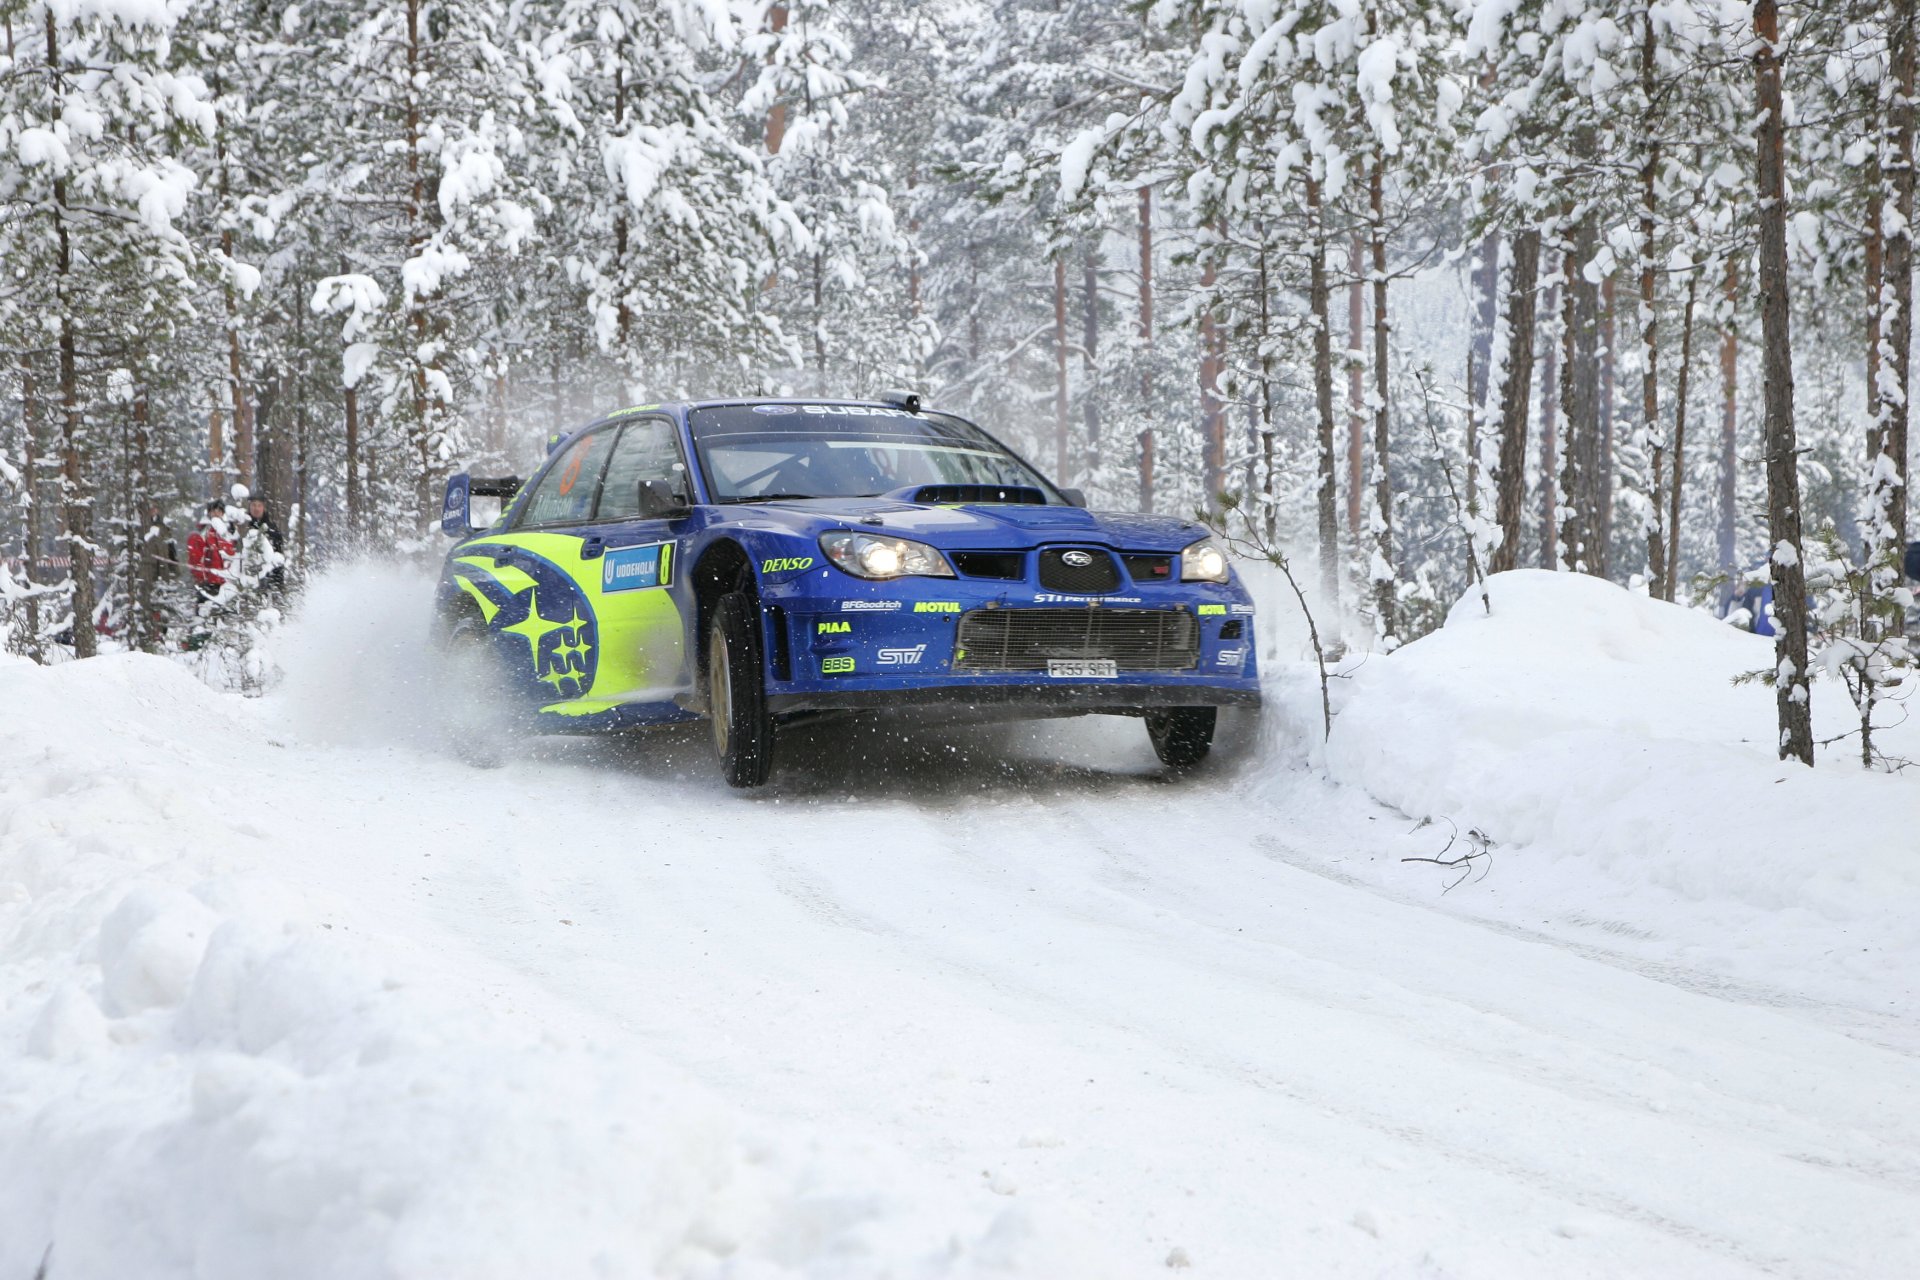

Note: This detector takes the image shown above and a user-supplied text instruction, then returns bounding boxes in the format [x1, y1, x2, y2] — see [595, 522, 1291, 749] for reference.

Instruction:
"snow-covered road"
[5, 567, 1918, 1278]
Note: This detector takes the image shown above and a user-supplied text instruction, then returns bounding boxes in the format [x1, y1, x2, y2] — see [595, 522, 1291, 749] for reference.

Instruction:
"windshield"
[689, 404, 1062, 503]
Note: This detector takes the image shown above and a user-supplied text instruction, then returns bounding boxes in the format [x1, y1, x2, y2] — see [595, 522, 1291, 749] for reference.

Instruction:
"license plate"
[1047, 659, 1117, 679]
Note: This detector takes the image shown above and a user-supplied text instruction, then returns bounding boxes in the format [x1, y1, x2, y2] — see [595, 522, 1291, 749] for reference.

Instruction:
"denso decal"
[876, 644, 926, 666]
[1197, 604, 1228, 616]
[762, 556, 814, 574]
[821, 656, 855, 674]
[817, 620, 851, 634]
[913, 601, 961, 613]
[841, 600, 902, 612]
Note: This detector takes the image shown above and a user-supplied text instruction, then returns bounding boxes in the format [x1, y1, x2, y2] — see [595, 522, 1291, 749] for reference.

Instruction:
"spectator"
[243, 496, 286, 596]
[187, 500, 233, 601]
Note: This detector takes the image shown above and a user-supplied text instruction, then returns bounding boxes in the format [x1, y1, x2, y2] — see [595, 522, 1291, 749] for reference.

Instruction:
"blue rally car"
[432, 394, 1260, 786]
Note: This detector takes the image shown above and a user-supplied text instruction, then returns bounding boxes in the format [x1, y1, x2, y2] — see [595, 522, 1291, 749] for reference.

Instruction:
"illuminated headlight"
[1181, 538, 1230, 583]
[820, 531, 955, 580]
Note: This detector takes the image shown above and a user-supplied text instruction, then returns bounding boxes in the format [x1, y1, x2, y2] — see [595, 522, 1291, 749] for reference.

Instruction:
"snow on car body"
[432, 395, 1259, 785]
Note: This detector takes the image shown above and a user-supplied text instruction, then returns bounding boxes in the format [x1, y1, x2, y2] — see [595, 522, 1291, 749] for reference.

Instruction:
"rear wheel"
[437, 617, 513, 768]
[1145, 705, 1216, 769]
[709, 591, 775, 788]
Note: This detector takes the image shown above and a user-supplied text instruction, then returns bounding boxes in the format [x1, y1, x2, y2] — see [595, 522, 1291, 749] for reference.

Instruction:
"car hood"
[723, 499, 1213, 552]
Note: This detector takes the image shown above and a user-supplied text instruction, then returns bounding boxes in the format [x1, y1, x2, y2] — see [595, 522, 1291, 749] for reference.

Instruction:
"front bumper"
[755, 563, 1261, 717]
[767, 682, 1261, 715]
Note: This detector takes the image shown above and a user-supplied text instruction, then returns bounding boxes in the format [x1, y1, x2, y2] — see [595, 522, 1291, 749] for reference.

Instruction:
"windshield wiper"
[728, 493, 823, 503]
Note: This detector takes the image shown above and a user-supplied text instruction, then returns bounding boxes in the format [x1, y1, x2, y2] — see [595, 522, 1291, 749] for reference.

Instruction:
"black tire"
[1145, 706, 1216, 769]
[709, 591, 775, 788]
[436, 617, 513, 768]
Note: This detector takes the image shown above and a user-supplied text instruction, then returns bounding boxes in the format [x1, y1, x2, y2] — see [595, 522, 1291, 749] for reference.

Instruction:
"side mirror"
[637, 479, 691, 520]
[1059, 487, 1088, 509]
[441, 473, 472, 538]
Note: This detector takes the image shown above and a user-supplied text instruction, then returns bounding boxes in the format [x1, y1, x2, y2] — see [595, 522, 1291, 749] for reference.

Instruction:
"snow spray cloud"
[269, 560, 444, 749]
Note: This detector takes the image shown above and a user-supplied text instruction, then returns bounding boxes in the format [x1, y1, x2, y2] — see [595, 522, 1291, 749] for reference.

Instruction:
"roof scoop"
[888, 483, 1048, 506]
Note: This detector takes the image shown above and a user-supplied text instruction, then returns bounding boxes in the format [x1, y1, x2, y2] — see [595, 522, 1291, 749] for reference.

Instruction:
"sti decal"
[876, 645, 926, 666]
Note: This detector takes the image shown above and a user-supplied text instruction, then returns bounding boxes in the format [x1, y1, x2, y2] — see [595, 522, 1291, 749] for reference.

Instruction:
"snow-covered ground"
[3, 566, 1916, 1278]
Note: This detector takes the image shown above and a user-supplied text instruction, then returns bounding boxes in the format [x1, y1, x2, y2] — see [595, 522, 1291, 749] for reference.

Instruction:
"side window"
[519, 430, 617, 527]
[596, 418, 688, 520]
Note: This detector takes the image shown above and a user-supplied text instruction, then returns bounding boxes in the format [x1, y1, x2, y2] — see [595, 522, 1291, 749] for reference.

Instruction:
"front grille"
[951, 551, 1026, 580]
[1122, 553, 1174, 583]
[954, 608, 1199, 672]
[1038, 547, 1121, 593]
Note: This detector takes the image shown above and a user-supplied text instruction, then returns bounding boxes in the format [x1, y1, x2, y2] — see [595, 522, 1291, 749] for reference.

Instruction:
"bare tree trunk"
[1467, 228, 1500, 519]
[1886, 0, 1914, 553]
[1081, 246, 1100, 456]
[1718, 257, 1739, 577]
[1347, 232, 1366, 543]
[1562, 208, 1603, 575]
[55, 209, 92, 658]
[764, 5, 788, 155]
[1053, 256, 1069, 481]
[1307, 175, 1341, 606]
[1492, 228, 1540, 574]
[18, 356, 43, 660]
[1369, 156, 1395, 639]
[1471, 230, 1500, 417]
[1199, 240, 1225, 503]
[1755, 0, 1814, 766]
[614, 53, 631, 350]
[344, 384, 362, 540]
[130, 371, 157, 652]
[1640, 21, 1665, 596]
[208, 405, 225, 498]
[45, 13, 91, 658]
[217, 96, 253, 492]
[1538, 268, 1561, 568]
[405, 0, 433, 530]
[1137, 186, 1155, 512]
[1599, 274, 1617, 573]
[1665, 269, 1699, 602]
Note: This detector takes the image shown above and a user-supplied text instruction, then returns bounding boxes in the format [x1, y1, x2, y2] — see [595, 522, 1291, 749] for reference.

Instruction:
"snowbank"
[0, 654, 1106, 1279]
[1313, 569, 1919, 1020]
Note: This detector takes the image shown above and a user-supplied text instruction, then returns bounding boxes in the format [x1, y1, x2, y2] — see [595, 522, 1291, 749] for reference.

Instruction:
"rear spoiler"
[470, 476, 522, 499]
[441, 473, 523, 537]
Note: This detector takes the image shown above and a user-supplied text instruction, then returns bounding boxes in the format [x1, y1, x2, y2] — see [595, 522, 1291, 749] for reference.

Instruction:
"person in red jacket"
[187, 500, 233, 601]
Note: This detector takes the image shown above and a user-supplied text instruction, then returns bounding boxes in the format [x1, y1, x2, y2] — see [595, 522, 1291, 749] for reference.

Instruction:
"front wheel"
[1145, 706, 1216, 769]
[709, 591, 775, 788]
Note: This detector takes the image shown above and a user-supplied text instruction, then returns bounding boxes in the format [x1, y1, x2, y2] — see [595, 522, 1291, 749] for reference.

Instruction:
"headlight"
[1181, 537, 1230, 583]
[820, 531, 955, 579]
